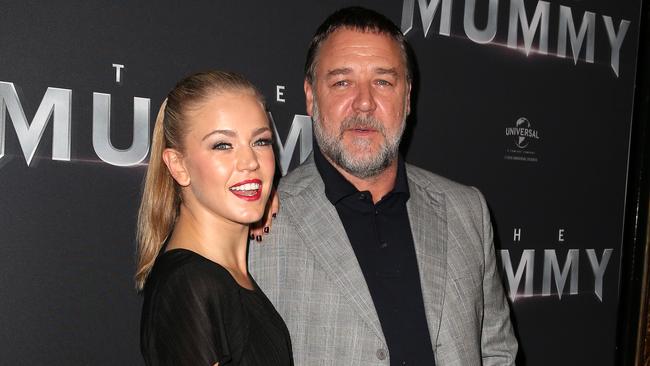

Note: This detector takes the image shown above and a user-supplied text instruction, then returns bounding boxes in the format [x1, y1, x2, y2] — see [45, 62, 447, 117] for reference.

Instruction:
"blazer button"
[376, 348, 387, 360]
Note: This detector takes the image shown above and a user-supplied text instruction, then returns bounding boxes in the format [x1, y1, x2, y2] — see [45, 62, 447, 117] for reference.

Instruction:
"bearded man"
[249, 6, 517, 366]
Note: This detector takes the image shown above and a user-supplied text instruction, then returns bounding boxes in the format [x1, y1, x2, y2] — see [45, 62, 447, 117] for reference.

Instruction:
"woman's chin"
[233, 212, 265, 226]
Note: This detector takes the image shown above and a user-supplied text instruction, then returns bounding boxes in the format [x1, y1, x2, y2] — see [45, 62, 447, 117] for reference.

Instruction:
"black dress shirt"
[313, 145, 436, 366]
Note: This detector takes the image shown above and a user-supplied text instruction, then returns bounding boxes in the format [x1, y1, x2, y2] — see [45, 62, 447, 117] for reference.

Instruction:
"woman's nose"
[236, 145, 260, 172]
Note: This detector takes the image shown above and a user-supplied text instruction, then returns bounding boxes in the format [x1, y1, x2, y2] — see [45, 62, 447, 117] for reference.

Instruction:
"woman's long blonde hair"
[135, 70, 265, 291]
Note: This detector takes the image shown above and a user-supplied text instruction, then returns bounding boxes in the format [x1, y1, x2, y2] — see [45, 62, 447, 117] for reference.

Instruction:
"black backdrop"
[0, 1, 643, 365]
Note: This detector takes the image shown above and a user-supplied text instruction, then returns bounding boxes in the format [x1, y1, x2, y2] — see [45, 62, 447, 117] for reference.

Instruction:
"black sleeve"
[142, 264, 232, 366]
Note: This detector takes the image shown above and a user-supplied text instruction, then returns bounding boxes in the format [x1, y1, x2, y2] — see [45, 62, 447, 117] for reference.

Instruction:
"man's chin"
[341, 141, 382, 156]
[340, 151, 379, 166]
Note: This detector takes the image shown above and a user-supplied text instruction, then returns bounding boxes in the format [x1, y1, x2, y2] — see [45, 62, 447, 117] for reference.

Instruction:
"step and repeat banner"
[0, 1, 642, 365]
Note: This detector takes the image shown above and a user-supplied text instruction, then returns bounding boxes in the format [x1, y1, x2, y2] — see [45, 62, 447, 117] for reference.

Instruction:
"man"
[250, 6, 517, 365]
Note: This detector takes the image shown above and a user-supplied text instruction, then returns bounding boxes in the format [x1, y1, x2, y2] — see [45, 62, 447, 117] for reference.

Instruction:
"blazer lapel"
[284, 168, 385, 342]
[406, 173, 448, 349]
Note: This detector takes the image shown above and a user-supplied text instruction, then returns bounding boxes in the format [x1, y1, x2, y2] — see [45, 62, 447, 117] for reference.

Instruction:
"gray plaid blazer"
[249, 156, 517, 365]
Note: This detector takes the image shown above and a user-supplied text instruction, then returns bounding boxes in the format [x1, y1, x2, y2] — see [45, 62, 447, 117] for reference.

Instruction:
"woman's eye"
[212, 142, 232, 150]
[253, 138, 273, 147]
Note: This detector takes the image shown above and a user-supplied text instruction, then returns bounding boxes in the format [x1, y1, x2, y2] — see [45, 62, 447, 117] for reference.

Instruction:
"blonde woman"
[136, 71, 292, 365]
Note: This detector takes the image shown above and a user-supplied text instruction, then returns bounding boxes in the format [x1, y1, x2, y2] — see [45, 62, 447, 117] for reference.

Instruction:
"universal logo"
[504, 117, 540, 162]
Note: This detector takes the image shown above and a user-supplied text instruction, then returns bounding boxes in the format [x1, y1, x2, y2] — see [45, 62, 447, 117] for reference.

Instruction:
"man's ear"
[304, 79, 314, 116]
[162, 148, 190, 187]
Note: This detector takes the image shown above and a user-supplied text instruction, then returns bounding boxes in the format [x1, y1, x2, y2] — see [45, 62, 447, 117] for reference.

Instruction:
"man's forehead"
[316, 29, 405, 70]
[321, 28, 401, 51]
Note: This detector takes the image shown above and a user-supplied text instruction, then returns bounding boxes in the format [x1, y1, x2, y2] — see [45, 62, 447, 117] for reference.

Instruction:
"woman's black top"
[140, 248, 293, 366]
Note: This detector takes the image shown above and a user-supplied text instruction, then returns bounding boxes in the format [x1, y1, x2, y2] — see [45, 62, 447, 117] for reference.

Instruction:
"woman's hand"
[249, 189, 279, 242]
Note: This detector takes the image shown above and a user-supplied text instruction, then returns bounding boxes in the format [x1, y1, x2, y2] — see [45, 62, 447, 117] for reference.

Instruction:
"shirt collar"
[313, 142, 410, 205]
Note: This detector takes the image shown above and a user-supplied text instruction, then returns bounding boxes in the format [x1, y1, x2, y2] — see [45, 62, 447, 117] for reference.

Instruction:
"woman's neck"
[166, 204, 250, 279]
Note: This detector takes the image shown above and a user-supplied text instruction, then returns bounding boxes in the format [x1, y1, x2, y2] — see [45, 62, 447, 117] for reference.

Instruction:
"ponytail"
[135, 99, 179, 290]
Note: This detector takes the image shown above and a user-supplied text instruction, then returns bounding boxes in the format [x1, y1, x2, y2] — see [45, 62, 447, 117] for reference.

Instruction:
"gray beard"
[312, 100, 405, 179]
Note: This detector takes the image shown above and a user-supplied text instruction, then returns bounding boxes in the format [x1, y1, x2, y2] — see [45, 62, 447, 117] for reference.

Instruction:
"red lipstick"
[229, 179, 262, 201]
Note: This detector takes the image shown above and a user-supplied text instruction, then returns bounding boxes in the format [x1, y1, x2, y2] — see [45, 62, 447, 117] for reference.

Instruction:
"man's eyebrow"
[375, 67, 399, 76]
[326, 67, 352, 77]
[202, 129, 235, 141]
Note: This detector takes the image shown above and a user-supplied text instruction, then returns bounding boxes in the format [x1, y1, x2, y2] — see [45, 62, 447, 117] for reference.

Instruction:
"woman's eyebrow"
[252, 127, 272, 136]
[202, 129, 236, 141]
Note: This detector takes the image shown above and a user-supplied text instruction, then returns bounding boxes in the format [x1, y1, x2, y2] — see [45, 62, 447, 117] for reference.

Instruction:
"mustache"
[339, 115, 386, 135]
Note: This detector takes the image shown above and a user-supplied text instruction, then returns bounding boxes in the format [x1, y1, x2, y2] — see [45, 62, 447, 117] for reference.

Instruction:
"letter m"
[270, 113, 312, 176]
[557, 6, 595, 64]
[507, 0, 550, 55]
[542, 249, 579, 299]
[500, 249, 535, 300]
[401, 0, 453, 37]
[0, 82, 71, 166]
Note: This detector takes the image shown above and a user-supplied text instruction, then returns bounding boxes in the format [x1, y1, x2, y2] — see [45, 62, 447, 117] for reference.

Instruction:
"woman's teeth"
[230, 183, 260, 191]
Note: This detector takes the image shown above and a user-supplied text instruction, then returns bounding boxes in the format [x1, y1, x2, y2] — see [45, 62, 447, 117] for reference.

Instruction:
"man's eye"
[332, 80, 349, 87]
[376, 79, 393, 86]
[253, 138, 273, 147]
[212, 142, 232, 150]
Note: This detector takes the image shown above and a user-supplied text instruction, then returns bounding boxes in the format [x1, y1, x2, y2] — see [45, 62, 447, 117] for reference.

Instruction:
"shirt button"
[376, 348, 387, 360]
[359, 193, 366, 200]
[380, 242, 389, 249]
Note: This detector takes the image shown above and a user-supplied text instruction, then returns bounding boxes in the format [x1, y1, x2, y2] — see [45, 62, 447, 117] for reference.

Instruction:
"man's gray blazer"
[249, 156, 517, 365]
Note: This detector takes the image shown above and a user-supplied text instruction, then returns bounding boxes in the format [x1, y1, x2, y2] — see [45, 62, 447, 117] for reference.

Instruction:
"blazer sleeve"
[472, 187, 518, 365]
[141, 265, 232, 366]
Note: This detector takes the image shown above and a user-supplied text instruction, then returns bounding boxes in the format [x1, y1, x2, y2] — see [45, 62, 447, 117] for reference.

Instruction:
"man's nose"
[352, 83, 377, 113]
[236, 145, 260, 172]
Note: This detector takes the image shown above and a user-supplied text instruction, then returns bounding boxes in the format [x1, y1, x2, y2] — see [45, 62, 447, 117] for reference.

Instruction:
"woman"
[136, 71, 292, 365]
